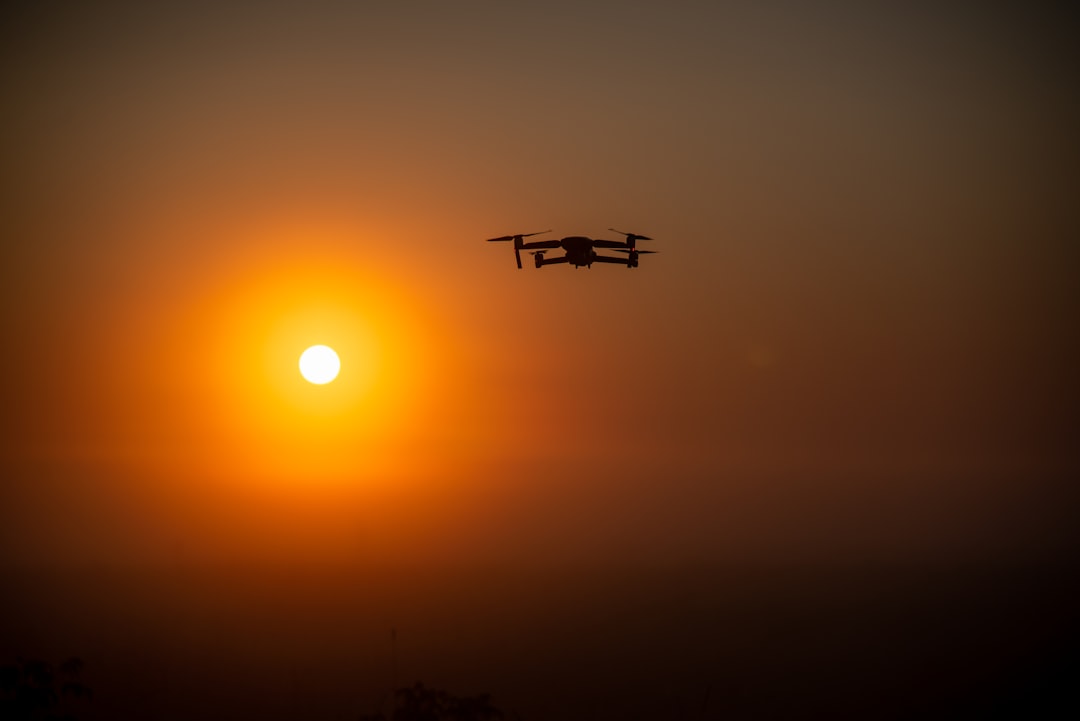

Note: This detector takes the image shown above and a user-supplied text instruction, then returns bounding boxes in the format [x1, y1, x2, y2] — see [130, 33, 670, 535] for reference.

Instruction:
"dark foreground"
[3, 563, 1077, 719]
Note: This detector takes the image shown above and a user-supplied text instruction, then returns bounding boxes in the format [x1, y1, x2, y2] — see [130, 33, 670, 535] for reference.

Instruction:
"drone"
[486, 229, 657, 269]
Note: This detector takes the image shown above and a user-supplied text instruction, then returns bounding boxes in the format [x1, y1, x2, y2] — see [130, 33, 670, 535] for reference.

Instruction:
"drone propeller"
[485, 230, 551, 243]
[486, 230, 551, 269]
[613, 248, 657, 254]
[608, 228, 653, 251]
[609, 228, 653, 241]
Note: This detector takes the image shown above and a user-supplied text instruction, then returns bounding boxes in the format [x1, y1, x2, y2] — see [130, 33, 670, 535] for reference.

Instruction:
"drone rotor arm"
[591, 254, 631, 265]
[536, 254, 569, 266]
[520, 239, 563, 250]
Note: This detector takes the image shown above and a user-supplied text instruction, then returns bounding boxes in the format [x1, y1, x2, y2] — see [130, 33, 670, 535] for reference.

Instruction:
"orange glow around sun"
[177, 237, 445, 488]
[60, 214, 501, 565]
[79, 214, 507, 567]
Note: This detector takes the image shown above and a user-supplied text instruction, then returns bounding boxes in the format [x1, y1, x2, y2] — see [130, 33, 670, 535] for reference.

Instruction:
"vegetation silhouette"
[359, 681, 506, 721]
[0, 657, 93, 720]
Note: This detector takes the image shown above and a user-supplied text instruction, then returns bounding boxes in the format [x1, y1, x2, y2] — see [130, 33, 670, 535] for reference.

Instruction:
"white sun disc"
[299, 345, 340, 384]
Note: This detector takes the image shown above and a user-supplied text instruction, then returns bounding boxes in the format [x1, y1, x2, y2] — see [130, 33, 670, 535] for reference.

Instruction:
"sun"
[299, 345, 340, 385]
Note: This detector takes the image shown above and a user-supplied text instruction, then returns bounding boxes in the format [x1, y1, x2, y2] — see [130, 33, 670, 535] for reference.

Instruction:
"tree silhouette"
[359, 682, 505, 721]
[0, 657, 93, 720]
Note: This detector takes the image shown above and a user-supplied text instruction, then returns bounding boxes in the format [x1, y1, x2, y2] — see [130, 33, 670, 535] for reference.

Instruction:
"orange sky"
[1, 1, 1078, 568]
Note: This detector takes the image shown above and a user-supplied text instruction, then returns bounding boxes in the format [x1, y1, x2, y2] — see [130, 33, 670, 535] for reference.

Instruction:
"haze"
[2, 2, 1077, 718]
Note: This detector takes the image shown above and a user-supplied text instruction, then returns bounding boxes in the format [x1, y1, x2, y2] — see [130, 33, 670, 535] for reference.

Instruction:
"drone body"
[486, 229, 657, 270]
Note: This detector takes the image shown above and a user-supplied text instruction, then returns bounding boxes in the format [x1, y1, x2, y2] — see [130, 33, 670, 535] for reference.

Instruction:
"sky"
[3, 2, 1079, 718]
[1, 0, 1078, 570]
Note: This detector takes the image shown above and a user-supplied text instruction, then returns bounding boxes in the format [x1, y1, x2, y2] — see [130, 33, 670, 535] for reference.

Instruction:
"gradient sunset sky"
[2, 0, 1077, 570]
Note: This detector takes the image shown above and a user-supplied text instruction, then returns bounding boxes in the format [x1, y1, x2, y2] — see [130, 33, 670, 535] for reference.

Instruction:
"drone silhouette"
[486, 229, 657, 269]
